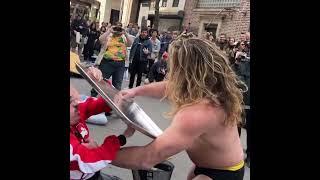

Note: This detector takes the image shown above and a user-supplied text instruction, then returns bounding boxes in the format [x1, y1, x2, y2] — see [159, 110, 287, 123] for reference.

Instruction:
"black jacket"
[231, 58, 250, 106]
[71, 19, 88, 36]
[148, 60, 167, 82]
[129, 37, 152, 62]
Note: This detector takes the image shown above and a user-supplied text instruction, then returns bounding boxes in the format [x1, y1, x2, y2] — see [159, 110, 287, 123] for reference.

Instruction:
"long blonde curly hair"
[164, 33, 247, 126]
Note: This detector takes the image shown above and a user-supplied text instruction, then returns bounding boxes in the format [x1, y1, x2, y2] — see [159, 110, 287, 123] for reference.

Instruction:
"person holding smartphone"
[128, 27, 152, 89]
[94, 22, 132, 91]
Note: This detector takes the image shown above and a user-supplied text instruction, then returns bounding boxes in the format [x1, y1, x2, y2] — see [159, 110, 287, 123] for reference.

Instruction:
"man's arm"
[124, 32, 133, 47]
[78, 97, 111, 121]
[133, 81, 167, 99]
[70, 135, 120, 173]
[99, 28, 112, 44]
[111, 106, 210, 170]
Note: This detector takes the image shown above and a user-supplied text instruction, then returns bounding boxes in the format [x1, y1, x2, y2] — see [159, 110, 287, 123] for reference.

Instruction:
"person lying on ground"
[70, 67, 133, 180]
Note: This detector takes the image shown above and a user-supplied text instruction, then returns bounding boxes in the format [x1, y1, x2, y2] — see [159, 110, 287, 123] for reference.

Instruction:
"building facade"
[183, 0, 250, 40]
[147, 0, 186, 31]
[119, 0, 186, 31]
[97, 0, 122, 25]
[70, 0, 101, 21]
[95, 0, 140, 27]
[70, 0, 140, 28]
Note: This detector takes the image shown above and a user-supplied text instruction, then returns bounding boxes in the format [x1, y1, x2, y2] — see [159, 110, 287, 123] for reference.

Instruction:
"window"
[172, 0, 179, 7]
[197, 0, 240, 9]
[161, 0, 167, 7]
[141, 2, 149, 7]
[150, 1, 155, 8]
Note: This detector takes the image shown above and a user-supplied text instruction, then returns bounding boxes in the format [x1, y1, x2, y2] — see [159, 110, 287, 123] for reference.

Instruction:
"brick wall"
[182, 0, 200, 33]
[183, 0, 250, 41]
[219, 0, 250, 40]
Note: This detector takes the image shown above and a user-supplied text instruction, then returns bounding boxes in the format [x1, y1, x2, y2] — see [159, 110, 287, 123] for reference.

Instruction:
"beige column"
[167, 0, 173, 7]
[103, 0, 112, 23]
[97, 0, 112, 24]
[121, 0, 133, 26]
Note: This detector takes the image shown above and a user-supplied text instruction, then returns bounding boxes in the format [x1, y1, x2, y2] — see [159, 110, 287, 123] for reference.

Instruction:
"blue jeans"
[99, 58, 125, 90]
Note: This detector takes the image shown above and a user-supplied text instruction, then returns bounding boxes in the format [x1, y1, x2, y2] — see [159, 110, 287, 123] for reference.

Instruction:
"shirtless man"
[112, 33, 246, 180]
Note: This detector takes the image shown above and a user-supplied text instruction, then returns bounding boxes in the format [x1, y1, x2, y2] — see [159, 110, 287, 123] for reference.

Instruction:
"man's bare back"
[112, 82, 244, 175]
[182, 100, 244, 169]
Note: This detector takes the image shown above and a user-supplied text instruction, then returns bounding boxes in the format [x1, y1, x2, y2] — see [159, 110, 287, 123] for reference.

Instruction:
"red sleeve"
[70, 135, 121, 173]
[78, 97, 112, 121]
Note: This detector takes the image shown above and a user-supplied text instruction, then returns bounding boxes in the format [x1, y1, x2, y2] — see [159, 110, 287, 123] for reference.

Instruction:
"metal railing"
[197, 0, 240, 8]
[150, 0, 169, 10]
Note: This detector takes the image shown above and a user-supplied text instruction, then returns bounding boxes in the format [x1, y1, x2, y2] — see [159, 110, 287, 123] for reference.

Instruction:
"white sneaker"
[87, 113, 108, 125]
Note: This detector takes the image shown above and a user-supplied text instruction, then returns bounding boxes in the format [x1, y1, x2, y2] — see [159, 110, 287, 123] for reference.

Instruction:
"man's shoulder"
[174, 102, 220, 126]
[178, 100, 218, 113]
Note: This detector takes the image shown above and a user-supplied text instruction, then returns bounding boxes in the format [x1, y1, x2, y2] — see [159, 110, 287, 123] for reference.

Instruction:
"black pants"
[91, 58, 125, 96]
[194, 166, 244, 180]
[146, 59, 155, 78]
[83, 41, 95, 61]
[238, 110, 246, 137]
[129, 60, 147, 88]
[99, 58, 125, 90]
[245, 109, 251, 159]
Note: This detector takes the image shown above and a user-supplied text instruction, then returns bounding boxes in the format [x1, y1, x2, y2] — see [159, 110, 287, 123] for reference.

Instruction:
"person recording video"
[91, 22, 132, 99]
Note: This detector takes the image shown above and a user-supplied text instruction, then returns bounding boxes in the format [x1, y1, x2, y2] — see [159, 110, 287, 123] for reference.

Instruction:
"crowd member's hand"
[123, 125, 136, 138]
[82, 138, 99, 149]
[87, 67, 103, 82]
[235, 51, 246, 59]
[114, 88, 137, 106]
[120, 89, 137, 99]
[143, 48, 149, 54]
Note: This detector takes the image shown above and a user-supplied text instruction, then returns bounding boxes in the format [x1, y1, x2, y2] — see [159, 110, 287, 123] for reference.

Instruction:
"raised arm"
[119, 81, 167, 100]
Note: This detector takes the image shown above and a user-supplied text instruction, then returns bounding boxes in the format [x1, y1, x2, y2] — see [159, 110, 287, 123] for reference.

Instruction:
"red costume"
[70, 97, 120, 180]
